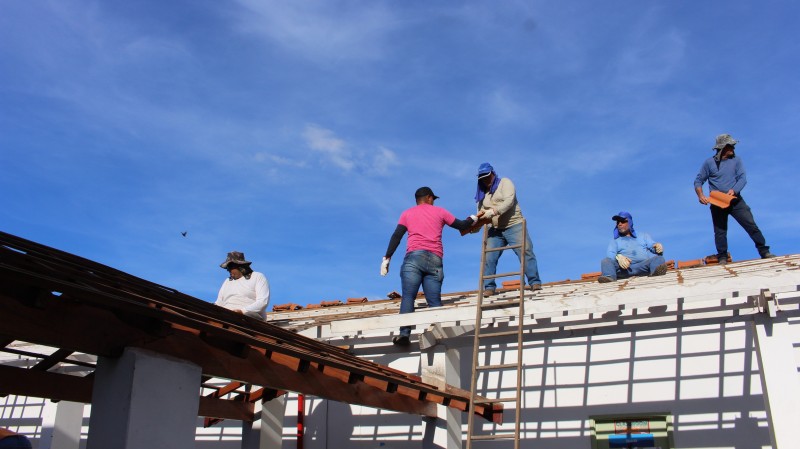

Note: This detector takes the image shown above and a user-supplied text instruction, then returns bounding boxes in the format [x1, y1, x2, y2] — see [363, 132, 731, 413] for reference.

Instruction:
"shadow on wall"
[305, 399, 355, 449]
[472, 317, 779, 448]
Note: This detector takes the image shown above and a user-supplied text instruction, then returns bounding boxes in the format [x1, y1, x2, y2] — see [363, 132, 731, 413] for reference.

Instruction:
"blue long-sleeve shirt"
[694, 156, 747, 195]
[607, 234, 659, 264]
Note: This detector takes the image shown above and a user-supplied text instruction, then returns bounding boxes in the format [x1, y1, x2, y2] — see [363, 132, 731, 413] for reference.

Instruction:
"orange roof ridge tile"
[678, 259, 703, 269]
[347, 297, 368, 304]
[708, 191, 735, 208]
[272, 303, 303, 312]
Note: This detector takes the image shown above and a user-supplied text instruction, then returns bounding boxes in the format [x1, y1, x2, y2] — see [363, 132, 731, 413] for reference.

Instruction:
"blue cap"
[477, 162, 493, 179]
[612, 211, 632, 222]
[612, 211, 636, 238]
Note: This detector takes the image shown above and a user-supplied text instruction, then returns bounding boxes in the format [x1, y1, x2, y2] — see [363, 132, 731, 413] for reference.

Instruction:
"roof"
[265, 255, 800, 341]
[0, 231, 502, 424]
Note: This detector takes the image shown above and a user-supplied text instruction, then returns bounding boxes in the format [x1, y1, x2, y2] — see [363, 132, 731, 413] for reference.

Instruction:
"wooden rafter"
[0, 231, 503, 423]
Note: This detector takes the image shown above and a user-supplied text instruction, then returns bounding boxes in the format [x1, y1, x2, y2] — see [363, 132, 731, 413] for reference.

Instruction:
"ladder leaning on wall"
[465, 219, 527, 449]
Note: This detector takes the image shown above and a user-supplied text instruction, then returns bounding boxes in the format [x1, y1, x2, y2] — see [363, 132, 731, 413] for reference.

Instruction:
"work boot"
[597, 276, 614, 283]
[761, 252, 776, 259]
[483, 289, 496, 297]
[651, 264, 668, 277]
[527, 284, 543, 292]
[717, 256, 728, 265]
[392, 335, 410, 347]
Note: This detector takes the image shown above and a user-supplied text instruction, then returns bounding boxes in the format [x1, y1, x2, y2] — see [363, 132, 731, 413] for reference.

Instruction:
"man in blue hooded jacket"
[598, 212, 668, 283]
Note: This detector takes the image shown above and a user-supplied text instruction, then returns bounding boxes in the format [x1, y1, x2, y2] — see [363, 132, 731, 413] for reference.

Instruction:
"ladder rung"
[469, 434, 516, 441]
[476, 363, 518, 371]
[477, 329, 520, 338]
[483, 271, 523, 280]
[485, 243, 523, 253]
[480, 396, 517, 403]
[480, 300, 521, 310]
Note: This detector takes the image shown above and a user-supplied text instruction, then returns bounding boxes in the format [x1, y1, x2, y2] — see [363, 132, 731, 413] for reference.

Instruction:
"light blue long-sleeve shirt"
[606, 234, 659, 264]
[694, 156, 747, 194]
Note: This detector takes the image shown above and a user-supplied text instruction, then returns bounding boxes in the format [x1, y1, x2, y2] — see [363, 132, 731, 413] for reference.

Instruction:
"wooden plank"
[0, 365, 93, 403]
[198, 397, 255, 421]
[32, 348, 74, 371]
[0, 294, 438, 417]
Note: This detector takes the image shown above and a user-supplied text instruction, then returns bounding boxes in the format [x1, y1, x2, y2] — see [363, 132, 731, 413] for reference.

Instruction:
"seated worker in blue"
[598, 212, 668, 283]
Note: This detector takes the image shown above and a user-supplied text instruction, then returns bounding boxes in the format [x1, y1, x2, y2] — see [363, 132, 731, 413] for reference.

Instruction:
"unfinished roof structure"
[0, 231, 500, 448]
[264, 253, 800, 449]
[2, 228, 799, 449]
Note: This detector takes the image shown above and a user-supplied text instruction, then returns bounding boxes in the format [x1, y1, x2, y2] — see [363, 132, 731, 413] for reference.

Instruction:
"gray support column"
[242, 395, 287, 449]
[40, 400, 84, 449]
[752, 316, 800, 449]
[421, 346, 462, 449]
[86, 347, 202, 449]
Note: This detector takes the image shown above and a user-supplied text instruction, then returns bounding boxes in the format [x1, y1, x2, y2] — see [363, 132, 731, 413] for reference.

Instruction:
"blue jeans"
[710, 195, 769, 259]
[600, 255, 666, 280]
[399, 250, 444, 337]
[484, 222, 541, 290]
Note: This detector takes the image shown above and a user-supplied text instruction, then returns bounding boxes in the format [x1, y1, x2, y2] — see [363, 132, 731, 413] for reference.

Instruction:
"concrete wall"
[3, 313, 798, 448]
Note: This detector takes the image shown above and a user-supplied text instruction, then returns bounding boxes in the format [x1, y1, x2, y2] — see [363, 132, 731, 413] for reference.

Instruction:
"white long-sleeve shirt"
[215, 271, 270, 320]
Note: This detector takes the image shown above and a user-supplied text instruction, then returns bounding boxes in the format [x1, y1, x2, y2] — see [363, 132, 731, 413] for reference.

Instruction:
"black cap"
[414, 186, 439, 200]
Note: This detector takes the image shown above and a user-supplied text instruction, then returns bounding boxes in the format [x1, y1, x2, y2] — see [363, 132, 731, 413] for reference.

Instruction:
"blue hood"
[612, 211, 637, 238]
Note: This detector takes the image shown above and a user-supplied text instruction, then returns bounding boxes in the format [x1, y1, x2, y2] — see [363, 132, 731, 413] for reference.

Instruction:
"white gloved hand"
[380, 257, 390, 276]
[469, 214, 479, 222]
[482, 208, 496, 219]
[653, 243, 664, 254]
[616, 254, 631, 270]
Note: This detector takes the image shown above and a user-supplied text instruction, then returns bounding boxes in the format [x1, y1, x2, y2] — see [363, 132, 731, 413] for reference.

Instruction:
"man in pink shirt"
[381, 187, 479, 346]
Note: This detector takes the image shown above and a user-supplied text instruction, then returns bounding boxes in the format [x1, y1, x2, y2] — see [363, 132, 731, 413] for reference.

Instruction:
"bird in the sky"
[181, 231, 187, 237]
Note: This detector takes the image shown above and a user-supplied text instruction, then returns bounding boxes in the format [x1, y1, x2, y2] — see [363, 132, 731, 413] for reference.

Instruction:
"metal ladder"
[466, 219, 527, 449]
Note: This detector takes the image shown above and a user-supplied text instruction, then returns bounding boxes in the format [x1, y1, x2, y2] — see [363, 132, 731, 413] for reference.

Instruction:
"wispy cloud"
[232, 0, 399, 62]
[302, 124, 399, 175]
[486, 87, 538, 127]
[303, 124, 354, 170]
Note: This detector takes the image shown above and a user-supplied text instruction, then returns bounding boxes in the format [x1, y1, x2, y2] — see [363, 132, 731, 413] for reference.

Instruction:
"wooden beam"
[0, 365, 92, 403]
[198, 397, 255, 421]
[0, 294, 437, 417]
[32, 348, 74, 371]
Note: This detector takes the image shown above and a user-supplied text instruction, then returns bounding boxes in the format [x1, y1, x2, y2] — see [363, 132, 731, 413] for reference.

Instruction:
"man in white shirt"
[216, 251, 270, 320]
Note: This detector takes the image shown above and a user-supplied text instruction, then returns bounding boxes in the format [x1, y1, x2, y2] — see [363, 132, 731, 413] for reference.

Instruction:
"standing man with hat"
[694, 134, 774, 264]
[598, 211, 667, 283]
[381, 187, 480, 346]
[474, 162, 542, 296]
[216, 251, 270, 320]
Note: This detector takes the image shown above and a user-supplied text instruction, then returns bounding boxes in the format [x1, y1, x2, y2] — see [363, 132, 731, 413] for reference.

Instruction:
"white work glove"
[469, 214, 479, 222]
[481, 208, 496, 219]
[653, 243, 663, 254]
[616, 254, 631, 270]
[380, 257, 390, 276]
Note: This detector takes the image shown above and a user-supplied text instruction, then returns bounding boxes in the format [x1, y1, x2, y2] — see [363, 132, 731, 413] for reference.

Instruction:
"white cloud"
[302, 124, 400, 175]
[303, 124, 354, 170]
[232, 0, 399, 61]
[487, 88, 536, 126]
[368, 146, 399, 175]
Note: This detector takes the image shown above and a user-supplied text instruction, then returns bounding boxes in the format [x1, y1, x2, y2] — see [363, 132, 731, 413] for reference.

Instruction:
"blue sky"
[2, 1, 799, 307]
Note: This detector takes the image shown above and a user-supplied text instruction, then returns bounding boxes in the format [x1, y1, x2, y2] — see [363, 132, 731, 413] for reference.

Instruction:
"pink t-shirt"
[398, 204, 456, 258]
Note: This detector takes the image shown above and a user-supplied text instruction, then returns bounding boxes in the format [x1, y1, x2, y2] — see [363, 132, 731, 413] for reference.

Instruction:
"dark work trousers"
[709, 194, 769, 259]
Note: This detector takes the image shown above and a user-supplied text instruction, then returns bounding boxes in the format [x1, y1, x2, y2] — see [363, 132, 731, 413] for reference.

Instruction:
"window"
[590, 414, 674, 449]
